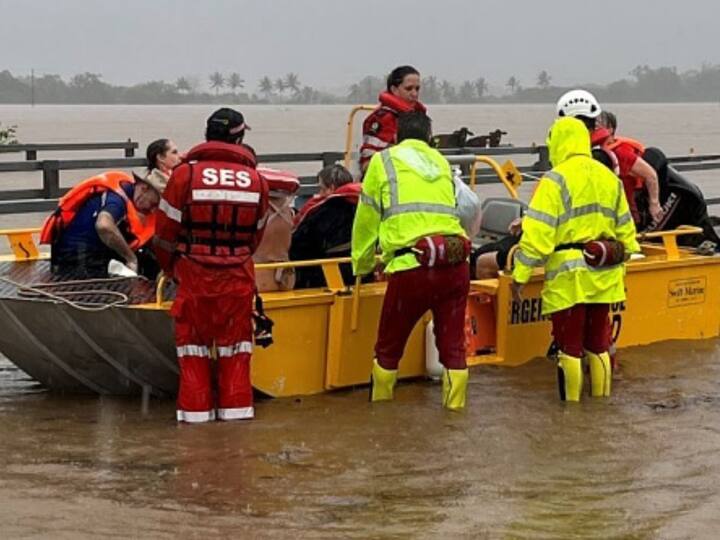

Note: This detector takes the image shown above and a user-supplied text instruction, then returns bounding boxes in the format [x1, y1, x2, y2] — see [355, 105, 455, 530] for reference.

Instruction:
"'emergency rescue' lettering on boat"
[510, 299, 626, 325]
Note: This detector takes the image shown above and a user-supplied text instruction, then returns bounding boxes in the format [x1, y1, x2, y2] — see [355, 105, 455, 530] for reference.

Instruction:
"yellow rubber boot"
[442, 368, 469, 410]
[586, 350, 612, 397]
[369, 358, 397, 402]
[557, 353, 583, 402]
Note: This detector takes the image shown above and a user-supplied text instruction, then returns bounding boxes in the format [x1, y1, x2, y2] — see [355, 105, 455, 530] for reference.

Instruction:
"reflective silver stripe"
[542, 171, 571, 213]
[360, 193, 382, 214]
[425, 236, 437, 267]
[545, 258, 588, 281]
[216, 341, 253, 357]
[192, 189, 260, 203]
[383, 203, 457, 219]
[176, 409, 216, 423]
[617, 212, 633, 226]
[176, 344, 210, 358]
[217, 406, 255, 421]
[526, 208, 557, 226]
[558, 203, 618, 225]
[380, 150, 457, 220]
[360, 148, 378, 158]
[515, 250, 547, 268]
[381, 150, 399, 206]
[159, 198, 182, 223]
[362, 135, 390, 149]
[543, 170, 564, 186]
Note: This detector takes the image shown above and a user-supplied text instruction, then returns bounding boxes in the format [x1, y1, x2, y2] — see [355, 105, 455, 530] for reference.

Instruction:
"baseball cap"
[206, 108, 251, 139]
[133, 169, 168, 194]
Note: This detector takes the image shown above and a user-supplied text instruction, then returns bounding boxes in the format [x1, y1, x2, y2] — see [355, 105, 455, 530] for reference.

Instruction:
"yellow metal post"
[469, 156, 519, 199]
[344, 105, 376, 169]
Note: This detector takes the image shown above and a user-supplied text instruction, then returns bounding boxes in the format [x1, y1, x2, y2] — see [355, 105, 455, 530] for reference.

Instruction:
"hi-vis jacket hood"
[512, 117, 640, 315]
[352, 138, 465, 275]
[548, 116, 591, 167]
[392, 143, 445, 182]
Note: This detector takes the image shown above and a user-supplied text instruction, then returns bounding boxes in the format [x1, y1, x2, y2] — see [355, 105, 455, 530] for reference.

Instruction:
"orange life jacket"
[40, 171, 155, 249]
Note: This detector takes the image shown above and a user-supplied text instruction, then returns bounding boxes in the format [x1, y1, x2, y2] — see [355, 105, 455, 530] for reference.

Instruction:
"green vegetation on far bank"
[0, 64, 718, 105]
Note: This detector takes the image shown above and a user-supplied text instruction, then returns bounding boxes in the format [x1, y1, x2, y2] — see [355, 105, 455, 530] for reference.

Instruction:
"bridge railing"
[0, 146, 717, 214]
[0, 140, 139, 160]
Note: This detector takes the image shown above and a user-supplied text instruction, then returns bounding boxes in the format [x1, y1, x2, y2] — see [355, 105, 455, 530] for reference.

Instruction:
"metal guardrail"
[0, 140, 138, 160]
[0, 145, 717, 214]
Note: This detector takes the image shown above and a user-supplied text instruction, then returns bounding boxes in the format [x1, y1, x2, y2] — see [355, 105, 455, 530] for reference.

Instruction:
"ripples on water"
[2, 338, 720, 538]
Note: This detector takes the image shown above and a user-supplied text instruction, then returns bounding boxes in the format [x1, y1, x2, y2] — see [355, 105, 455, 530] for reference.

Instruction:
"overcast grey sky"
[1, 0, 717, 91]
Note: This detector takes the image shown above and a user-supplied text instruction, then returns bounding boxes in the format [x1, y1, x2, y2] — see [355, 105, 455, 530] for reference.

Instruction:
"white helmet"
[556, 89, 601, 118]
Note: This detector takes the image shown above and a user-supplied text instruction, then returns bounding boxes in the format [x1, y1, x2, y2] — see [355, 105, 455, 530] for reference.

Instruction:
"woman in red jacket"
[358, 65, 426, 174]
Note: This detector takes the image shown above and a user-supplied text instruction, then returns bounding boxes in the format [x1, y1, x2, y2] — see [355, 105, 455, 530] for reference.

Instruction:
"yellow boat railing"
[343, 104, 376, 169]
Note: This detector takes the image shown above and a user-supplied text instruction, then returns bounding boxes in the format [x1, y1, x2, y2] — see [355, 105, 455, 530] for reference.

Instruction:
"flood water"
[1, 104, 720, 538]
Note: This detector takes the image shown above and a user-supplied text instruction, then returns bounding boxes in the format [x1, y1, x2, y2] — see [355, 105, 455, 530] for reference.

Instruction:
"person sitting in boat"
[353, 111, 471, 410]
[511, 116, 640, 402]
[154, 107, 270, 424]
[640, 146, 720, 247]
[253, 167, 300, 292]
[290, 164, 361, 288]
[359, 65, 426, 175]
[146, 138, 182, 178]
[592, 111, 663, 228]
[40, 169, 166, 277]
[132, 139, 184, 278]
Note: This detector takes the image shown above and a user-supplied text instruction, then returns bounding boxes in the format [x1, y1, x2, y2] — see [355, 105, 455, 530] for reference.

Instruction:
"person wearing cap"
[41, 168, 165, 277]
[154, 107, 269, 424]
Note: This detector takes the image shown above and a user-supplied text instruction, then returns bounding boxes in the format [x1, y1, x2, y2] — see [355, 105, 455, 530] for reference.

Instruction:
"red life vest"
[40, 171, 155, 250]
[359, 92, 427, 172]
[175, 142, 267, 265]
[293, 182, 361, 229]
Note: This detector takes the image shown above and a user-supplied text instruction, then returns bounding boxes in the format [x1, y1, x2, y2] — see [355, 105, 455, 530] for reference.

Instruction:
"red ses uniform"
[155, 140, 269, 423]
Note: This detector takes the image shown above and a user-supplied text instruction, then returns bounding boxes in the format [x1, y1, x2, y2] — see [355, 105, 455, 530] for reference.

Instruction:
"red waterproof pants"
[172, 257, 255, 423]
[550, 303, 610, 357]
[375, 263, 470, 370]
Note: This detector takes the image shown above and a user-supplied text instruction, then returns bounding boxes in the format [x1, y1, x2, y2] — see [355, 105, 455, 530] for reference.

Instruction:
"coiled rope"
[0, 275, 147, 312]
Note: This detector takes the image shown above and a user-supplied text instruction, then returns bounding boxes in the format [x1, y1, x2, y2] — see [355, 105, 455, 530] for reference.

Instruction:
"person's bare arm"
[95, 211, 138, 271]
[631, 157, 662, 222]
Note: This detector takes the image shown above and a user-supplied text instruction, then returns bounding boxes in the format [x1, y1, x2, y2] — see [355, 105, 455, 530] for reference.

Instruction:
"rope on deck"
[0, 275, 143, 311]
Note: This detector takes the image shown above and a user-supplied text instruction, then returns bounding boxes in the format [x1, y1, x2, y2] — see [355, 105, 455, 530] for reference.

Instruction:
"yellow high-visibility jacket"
[352, 139, 466, 275]
[512, 117, 640, 314]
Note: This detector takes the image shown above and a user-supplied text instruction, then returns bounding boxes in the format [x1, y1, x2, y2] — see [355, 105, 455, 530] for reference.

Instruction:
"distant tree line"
[0, 64, 718, 105]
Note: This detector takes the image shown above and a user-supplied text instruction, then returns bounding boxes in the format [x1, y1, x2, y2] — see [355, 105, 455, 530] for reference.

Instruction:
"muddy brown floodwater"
[2, 337, 720, 539]
[1, 103, 720, 537]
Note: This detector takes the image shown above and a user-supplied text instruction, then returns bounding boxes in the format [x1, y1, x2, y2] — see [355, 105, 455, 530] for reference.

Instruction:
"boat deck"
[0, 260, 165, 305]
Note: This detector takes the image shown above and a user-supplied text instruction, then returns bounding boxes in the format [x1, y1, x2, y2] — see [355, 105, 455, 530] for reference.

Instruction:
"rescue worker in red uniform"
[359, 65, 426, 174]
[154, 108, 269, 423]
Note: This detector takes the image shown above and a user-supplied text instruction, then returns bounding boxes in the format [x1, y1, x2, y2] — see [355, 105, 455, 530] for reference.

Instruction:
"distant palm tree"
[506, 76, 519, 94]
[537, 70, 551, 89]
[175, 77, 191, 94]
[274, 77, 286, 94]
[459, 81, 475, 103]
[474, 77, 488, 99]
[258, 76, 274, 98]
[284, 73, 301, 94]
[209, 72, 225, 95]
[440, 80, 456, 103]
[228, 73, 245, 93]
